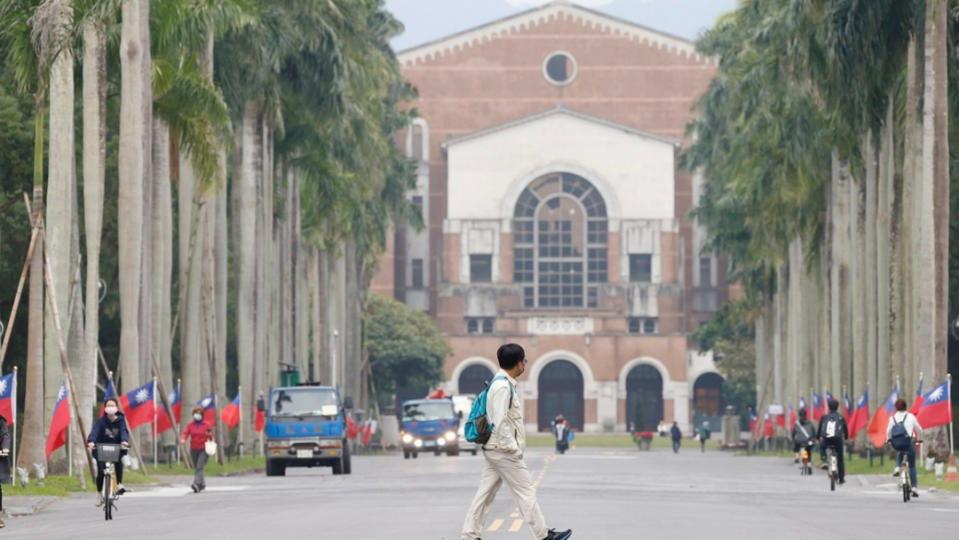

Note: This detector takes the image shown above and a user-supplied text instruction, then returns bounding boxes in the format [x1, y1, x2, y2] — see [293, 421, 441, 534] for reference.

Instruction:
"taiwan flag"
[866, 384, 898, 448]
[848, 388, 869, 438]
[361, 419, 377, 445]
[254, 393, 266, 433]
[909, 375, 924, 415]
[842, 389, 852, 424]
[45, 381, 70, 461]
[763, 414, 774, 438]
[823, 391, 834, 418]
[98, 378, 118, 417]
[788, 404, 796, 429]
[0, 371, 16, 425]
[221, 392, 241, 430]
[120, 380, 156, 430]
[155, 384, 181, 434]
[799, 396, 808, 417]
[916, 380, 951, 429]
[748, 410, 757, 432]
[811, 393, 823, 421]
[775, 410, 786, 429]
[198, 395, 216, 425]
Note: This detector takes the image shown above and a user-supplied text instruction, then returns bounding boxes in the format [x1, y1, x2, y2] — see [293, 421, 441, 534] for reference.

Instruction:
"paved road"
[8, 447, 959, 539]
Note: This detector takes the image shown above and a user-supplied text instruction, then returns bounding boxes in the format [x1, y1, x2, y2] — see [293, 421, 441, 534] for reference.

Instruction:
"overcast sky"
[385, 0, 740, 52]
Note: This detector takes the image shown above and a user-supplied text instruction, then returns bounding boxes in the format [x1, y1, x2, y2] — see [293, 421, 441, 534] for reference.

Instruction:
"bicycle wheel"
[830, 475, 835, 491]
[902, 470, 910, 502]
[103, 474, 113, 520]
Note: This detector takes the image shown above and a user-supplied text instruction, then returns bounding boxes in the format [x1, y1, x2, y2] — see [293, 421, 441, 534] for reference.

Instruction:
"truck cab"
[263, 385, 352, 476]
[400, 398, 460, 459]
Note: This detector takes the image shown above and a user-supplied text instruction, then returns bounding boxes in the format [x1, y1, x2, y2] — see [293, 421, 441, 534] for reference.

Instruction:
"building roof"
[441, 104, 681, 151]
[396, 1, 708, 67]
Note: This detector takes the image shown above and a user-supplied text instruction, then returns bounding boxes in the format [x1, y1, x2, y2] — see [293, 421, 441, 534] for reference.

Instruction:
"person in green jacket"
[698, 422, 710, 452]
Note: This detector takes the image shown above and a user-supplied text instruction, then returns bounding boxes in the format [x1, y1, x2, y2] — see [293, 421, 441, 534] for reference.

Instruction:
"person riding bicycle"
[87, 397, 130, 503]
[791, 408, 816, 463]
[816, 399, 848, 485]
[886, 398, 922, 498]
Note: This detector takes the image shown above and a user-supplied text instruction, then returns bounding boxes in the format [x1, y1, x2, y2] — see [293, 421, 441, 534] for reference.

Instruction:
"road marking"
[510, 512, 519, 518]
[488, 518, 504, 531]
[508, 519, 523, 532]
[930, 508, 959, 513]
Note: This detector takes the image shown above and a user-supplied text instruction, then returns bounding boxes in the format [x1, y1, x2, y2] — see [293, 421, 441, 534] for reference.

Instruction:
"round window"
[543, 51, 577, 86]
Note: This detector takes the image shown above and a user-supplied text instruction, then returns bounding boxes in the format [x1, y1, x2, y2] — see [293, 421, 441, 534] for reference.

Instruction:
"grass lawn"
[4, 456, 266, 497]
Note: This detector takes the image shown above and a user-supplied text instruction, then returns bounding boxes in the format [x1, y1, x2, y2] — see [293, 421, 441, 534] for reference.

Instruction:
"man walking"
[461, 343, 572, 540]
[670, 421, 682, 453]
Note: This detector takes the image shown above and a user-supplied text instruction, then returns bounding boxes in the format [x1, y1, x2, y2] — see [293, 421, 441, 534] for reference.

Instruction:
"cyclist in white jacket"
[886, 398, 922, 496]
[460, 343, 572, 540]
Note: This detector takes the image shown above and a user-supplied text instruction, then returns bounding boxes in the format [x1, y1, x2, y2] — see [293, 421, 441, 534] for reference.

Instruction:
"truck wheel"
[471, 449, 477, 456]
[412, 451, 418, 459]
[332, 457, 343, 475]
[403, 449, 410, 459]
[342, 444, 352, 475]
[266, 460, 285, 477]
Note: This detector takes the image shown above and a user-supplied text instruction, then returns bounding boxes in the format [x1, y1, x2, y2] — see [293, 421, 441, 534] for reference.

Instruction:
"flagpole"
[238, 386, 243, 458]
[11, 366, 17, 486]
[948, 374, 953, 454]
[153, 377, 158, 470]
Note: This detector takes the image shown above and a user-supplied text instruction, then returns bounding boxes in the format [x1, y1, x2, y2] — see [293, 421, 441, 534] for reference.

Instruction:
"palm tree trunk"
[44, 4, 75, 445]
[80, 18, 106, 442]
[864, 134, 878, 403]
[152, 118, 174, 445]
[178, 149, 200, 410]
[137, 0, 154, 398]
[877, 96, 894, 404]
[235, 101, 258, 449]
[118, 0, 146, 398]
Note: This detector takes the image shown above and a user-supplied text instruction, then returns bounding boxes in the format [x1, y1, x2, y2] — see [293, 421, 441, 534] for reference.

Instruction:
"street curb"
[3, 496, 59, 517]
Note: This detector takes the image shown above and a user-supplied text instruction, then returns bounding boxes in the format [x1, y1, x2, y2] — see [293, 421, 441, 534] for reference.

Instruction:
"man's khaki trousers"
[460, 449, 547, 540]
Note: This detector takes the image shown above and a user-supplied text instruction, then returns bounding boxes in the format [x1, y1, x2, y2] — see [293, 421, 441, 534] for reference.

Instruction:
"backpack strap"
[489, 375, 515, 410]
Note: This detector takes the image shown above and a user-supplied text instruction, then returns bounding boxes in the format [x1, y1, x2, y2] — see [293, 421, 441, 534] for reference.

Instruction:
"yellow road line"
[488, 518, 504, 532]
[508, 519, 524, 532]
[510, 512, 519, 518]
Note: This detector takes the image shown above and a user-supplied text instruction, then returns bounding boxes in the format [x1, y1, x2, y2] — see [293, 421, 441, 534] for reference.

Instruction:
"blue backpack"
[464, 375, 514, 444]
[889, 416, 911, 451]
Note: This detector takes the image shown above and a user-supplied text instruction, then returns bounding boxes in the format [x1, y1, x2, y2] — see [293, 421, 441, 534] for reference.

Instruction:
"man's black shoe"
[543, 528, 572, 540]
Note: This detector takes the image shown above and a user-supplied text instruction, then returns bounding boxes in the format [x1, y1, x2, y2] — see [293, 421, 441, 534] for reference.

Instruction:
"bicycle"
[799, 441, 815, 476]
[824, 446, 839, 491]
[894, 439, 921, 503]
[96, 443, 123, 520]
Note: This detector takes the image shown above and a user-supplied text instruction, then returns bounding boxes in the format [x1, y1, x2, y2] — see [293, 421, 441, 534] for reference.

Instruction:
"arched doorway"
[626, 365, 663, 432]
[538, 360, 584, 431]
[692, 372, 724, 429]
[458, 364, 494, 395]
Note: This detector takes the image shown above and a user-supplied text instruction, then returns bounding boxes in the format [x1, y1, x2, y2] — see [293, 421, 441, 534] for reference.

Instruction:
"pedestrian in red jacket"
[181, 406, 214, 492]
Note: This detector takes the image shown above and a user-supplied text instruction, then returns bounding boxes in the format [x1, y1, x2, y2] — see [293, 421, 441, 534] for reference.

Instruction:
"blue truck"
[263, 384, 353, 476]
[400, 398, 460, 458]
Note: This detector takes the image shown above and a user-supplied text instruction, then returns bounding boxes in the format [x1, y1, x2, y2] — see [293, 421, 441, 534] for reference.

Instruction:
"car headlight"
[438, 438, 446, 446]
[413, 439, 423, 448]
[444, 431, 457, 442]
[402, 433, 413, 444]
[318, 439, 341, 448]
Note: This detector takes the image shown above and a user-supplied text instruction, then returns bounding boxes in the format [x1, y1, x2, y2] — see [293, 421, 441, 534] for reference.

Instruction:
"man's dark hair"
[497, 343, 525, 369]
[827, 399, 839, 412]
[895, 398, 907, 411]
[799, 408, 807, 420]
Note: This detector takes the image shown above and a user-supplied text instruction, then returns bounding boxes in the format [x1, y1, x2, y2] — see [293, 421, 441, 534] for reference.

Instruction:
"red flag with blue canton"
[155, 383, 181, 434]
[842, 389, 852, 424]
[866, 383, 898, 448]
[254, 392, 265, 433]
[45, 381, 70, 461]
[811, 392, 823, 421]
[916, 380, 951, 429]
[799, 396, 808, 416]
[221, 392, 241, 429]
[0, 372, 16, 425]
[848, 388, 869, 438]
[763, 414, 774, 438]
[198, 394, 216, 424]
[909, 375, 924, 415]
[788, 404, 796, 428]
[120, 380, 156, 430]
[822, 390, 833, 419]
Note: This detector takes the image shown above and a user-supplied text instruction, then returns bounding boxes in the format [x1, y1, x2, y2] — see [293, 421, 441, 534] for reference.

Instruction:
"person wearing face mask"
[87, 398, 130, 503]
[181, 406, 214, 492]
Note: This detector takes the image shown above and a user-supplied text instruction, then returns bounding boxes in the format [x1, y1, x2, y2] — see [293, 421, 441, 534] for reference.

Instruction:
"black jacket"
[670, 425, 682, 441]
[87, 412, 130, 446]
[0, 416, 11, 483]
[791, 419, 816, 443]
[816, 412, 848, 441]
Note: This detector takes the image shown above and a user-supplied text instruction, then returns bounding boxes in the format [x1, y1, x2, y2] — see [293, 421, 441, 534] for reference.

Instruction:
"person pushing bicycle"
[886, 398, 922, 498]
[87, 397, 130, 504]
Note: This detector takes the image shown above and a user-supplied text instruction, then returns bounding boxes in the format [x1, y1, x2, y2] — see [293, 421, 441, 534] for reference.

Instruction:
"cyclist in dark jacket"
[791, 408, 816, 462]
[87, 398, 130, 497]
[816, 399, 849, 484]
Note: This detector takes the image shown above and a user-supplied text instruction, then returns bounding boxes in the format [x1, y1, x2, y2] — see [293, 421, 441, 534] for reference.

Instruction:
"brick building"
[372, 1, 729, 433]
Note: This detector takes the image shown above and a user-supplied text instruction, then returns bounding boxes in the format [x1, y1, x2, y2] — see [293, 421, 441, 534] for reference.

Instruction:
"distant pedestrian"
[698, 422, 710, 453]
[182, 406, 214, 492]
[670, 421, 682, 453]
[460, 343, 572, 540]
[0, 415, 10, 528]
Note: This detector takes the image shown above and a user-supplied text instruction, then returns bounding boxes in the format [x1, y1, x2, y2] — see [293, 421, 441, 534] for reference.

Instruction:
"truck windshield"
[271, 388, 338, 417]
[403, 402, 454, 422]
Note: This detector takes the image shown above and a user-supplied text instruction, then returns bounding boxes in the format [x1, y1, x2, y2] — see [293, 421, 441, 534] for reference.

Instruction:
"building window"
[628, 317, 658, 334]
[543, 51, 578, 86]
[699, 257, 712, 287]
[412, 195, 423, 213]
[513, 173, 607, 309]
[466, 317, 494, 334]
[470, 255, 492, 283]
[411, 258, 423, 289]
[629, 254, 652, 282]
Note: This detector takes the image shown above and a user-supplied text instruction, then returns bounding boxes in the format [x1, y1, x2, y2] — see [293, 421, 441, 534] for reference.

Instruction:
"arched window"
[513, 173, 607, 309]
[458, 364, 494, 395]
